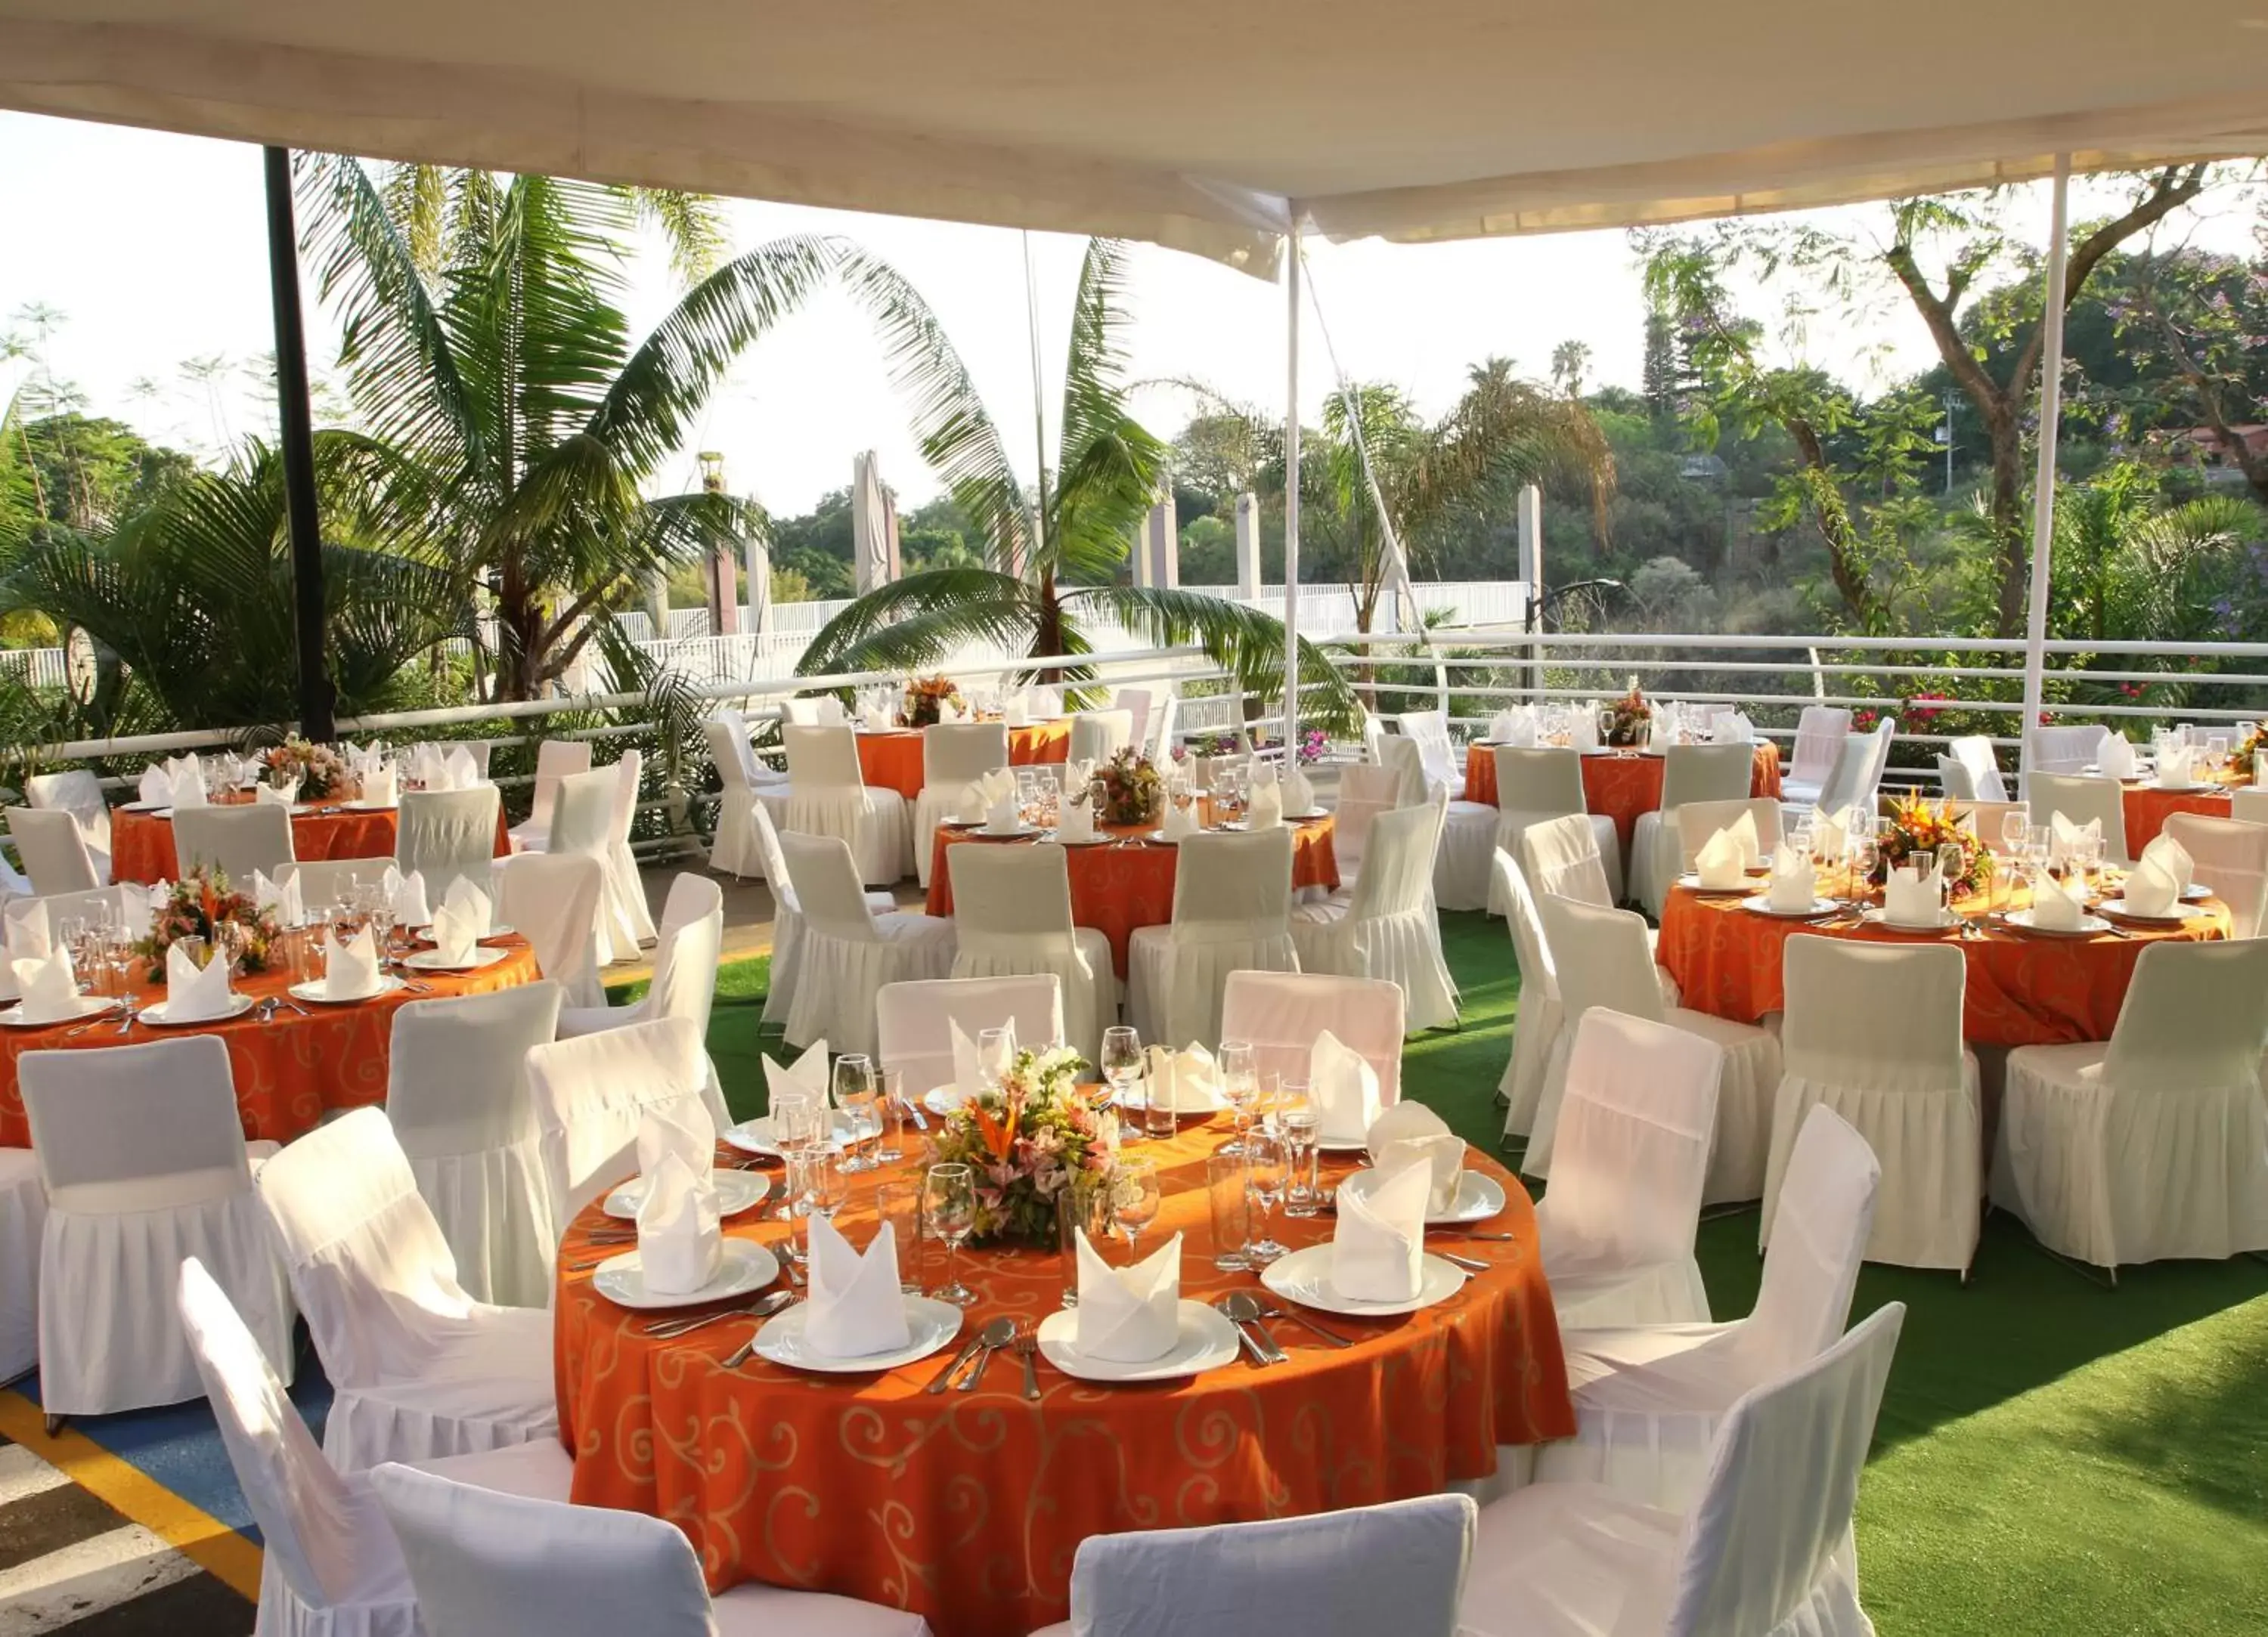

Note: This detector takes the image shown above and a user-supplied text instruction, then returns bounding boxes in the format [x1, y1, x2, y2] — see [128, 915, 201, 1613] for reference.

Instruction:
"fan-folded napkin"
[323, 926, 383, 1000]
[1247, 778, 1284, 831]
[164, 940, 236, 1021]
[1331, 1160, 1430, 1302]
[637, 1102, 715, 1187]
[2049, 812, 2101, 864]
[635, 1153, 721, 1295]
[1693, 825, 1750, 891]
[255, 781, 296, 806]
[2124, 834, 2193, 917]
[1284, 765, 1317, 815]
[166, 756, 207, 808]
[1883, 860, 1943, 928]
[1366, 1101, 1464, 1215]
[1074, 1228, 1181, 1361]
[12, 945, 79, 1023]
[441, 876, 494, 936]
[1310, 1030, 1381, 1144]
[1767, 850, 1817, 913]
[361, 765, 398, 806]
[1142, 1043, 1219, 1112]
[5, 900, 49, 962]
[1056, 797, 1097, 843]
[1810, 805, 1852, 862]
[804, 1212, 912, 1356]
[251, 869, 304, 927]
[137, 766, 173, 806]
[2099, 734, 2139, 779]
[2029, 873, 2089, 930]
[2156, 744, 2198, 788]
[1160, 800, 1200, 840]
[387, 867, 430, 929]
[762, 1038, 832, 1122]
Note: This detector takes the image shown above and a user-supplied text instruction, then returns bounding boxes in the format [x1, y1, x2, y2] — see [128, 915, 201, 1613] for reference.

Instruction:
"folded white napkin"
[2099, 733, 2139, 779]
[860, 705, 893, 732]
[1160, 801, 1199, 840]
[762, 1037, 831, 1110]
[5, 900, 50, 962]
[984, 790, 1022, 834]
[803, 1212, 912, 1356]
[635, 1153, 722, 1296]
[167, 756, 208, 808]
[1647, 712, 1673, 752]
[137, 766, 172, 806]
[1141, 1043, 1220, 1112]
[2157, 744, 2198, 789]
[1311, 1029, 1382, 1144]
[1056, 797, 1098, 843]
[443, 747, 480, 790]
[2130, 834, 2194, 916]
[323, 925, 383, 1000]
[1003, 698, 1030, 727]
[361, 764, 398, 806]
[1570, 711, 1599, 750]
[637, 1102, 715, 1188]
[1768, 850, 1817, 912]
[216, 753, 243, 788]
[1247, 780, 1284, 831]
[2048, 812, 2101, 865]
[252, 869, 304, 927]
[429, 897, 482, 965]
[1811, 805, 1851, 862]
[1694, 826, 1749, 891]
[164, 939, 235, 1021]
[389, 868, 430, 929]
[1366, 1101, 1464, 1216]
[441, 876, 493, 938]
[1883, 861, 1943, 927]
[2029, 873, 2088, 930]
[1331, 1159, 1429, 1302]
[812, 697, 845, 727]
[1284, 766, 1317, 815]
[1074, 1227, 1182, 1361]
[12, 945, 79, 1023]
[1025, 686, 1061, 717]
[255, 781, 294, 806]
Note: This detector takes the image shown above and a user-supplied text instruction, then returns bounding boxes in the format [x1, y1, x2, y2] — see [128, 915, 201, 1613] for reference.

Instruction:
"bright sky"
[2, 111, 2259, 516]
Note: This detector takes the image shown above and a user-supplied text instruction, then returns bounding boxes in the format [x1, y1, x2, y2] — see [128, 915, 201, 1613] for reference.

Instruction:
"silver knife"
[925, 1334, 987, 1394]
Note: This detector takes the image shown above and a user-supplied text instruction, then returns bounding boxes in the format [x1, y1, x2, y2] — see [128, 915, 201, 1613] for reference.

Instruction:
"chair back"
[526, 738, 594, 832]
[1491, 851, 1559, 1006]
[1534, 893, 1667, 1026]
[397, 787, 500, 904]
[751, 799, 795, 899]
[1068, 709, 1136, 764]
[2160, 812, 2268, 940]
[1811, 736, 1869, 816]
[2026, 772, 2130, 862]
[1149, 693, 1179, 760]
[1331, 762, 1405, 869]
[525, 1017, 714, 1224]
[389, 983, 565, 1158]
[547, 769, 618, 858]
[1779, 937, 1966, 1094]
[172, 801, 297, 880]
[2, 883, 138, 943]
[1675, 797, 1783, 873]
[1539, 1010, 1719, 1270]
[1743, 1106, 1881, 1379]
[495, 853, 606, 1007]
[782, 725, 864, 790]
[2102, 940, 2268, 1088]
[21, 1035, 249, 1214]
[1659, 742, 1753, 811]
[1219, 971, 1404, 1103]
[2234, 788, 2268, 828]
[779, 831, 881, 942]
[1788, 707, 1852, 787]
[1490, 745, 1586, 818]
[1377, 735, 1429, 806]
[1952, 800, 2030, 856]
[1348, 797, 1440, 924]
[1948, 735, 2006, 802]
[1516, 813, 1614, 908]
[1065, 1493, 1475, 1637]
[605, 751, 642, 845]
[2028, 723, 2108, 775]
[7, 804, 99, 893]
[645, 874, 726, 1034]
[702, 718, 757, 794]
[1393, 710, 1461, 794]
[950, 843, 1078, 948]
[24, 769, 111, 861]
[1935, 754, 1976, 800]
[1662, 1304, 1905, 1637]
[924, 722, 1010, 786]
[276, 857, 397, 905]
[1111, 688, 1153, 751]
[1170, 828, 1294, 942]
[875, 974, 1065, 1091]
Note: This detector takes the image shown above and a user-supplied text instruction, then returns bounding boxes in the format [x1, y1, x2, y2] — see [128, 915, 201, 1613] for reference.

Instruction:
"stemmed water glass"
[834, 1054, 878, 1173]
[1217, 1039, 1257, 1156]
[922, 1162, 978, 1307]
[875, 1066, 907, 1163]
[1101, 1025, 1144, 1141]
[1243, 1131, 1288, 1264]
[976, 1026, 1013, 1094]
[1111, 1155, 1160, 1259]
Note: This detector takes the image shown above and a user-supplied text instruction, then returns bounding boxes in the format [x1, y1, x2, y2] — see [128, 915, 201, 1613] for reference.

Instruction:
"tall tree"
[2108, 215, 2268, 507]
[1550, 340, 1592, 400]
[1640, 302, 1680, 423]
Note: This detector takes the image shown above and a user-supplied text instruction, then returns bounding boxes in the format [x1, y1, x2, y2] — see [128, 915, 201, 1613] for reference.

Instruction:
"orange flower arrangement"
[928, 1045, 1110, 1244]
[1873, 794, 1988, 894]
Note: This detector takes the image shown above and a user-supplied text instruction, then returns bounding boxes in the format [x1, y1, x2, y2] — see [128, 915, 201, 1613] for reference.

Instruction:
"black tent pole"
[262, 144, 336, 741]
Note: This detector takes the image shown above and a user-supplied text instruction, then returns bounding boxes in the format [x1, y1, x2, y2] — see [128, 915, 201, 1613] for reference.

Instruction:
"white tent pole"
[2018, 154, 2071, 786]
[1281, 224, 1302, 756]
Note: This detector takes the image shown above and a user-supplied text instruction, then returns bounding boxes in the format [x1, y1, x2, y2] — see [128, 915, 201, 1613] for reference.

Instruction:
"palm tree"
[795, 239, 1357, 729]
[1550, 340, 1592, 400]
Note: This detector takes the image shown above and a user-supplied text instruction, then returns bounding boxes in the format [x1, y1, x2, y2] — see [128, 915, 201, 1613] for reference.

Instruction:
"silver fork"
[1013, 1329, 1042, 1401]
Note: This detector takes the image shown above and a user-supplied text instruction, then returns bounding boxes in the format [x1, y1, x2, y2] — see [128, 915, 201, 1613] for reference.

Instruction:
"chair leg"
[2019, 1234, 2117, 1290]
[1699, 1199, 1760, 1224]
[43, 1413, 64, 1437]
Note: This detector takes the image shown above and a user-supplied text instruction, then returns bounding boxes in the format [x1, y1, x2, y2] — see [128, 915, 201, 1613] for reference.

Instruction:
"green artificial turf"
[626, 914, 2268, 1636]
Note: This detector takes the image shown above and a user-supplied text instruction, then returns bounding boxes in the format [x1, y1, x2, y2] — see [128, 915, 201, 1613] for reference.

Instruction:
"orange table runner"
[0, 939, 540, 1146]
[2121, 781, 2237, 852]
[110, 800, 513, 887]
[1656, 883, 2228, 1047]
[855, 722, 1074, 803]
[553, 1122, 1573, 1637]
[1461, 743, 1782, 856]
[924, 816, 1340, 976]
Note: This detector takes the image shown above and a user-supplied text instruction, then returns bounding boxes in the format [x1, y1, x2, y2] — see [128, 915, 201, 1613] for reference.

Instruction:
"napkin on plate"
[1247, 778, 1284, 831]
[2048, 812, 2100, 864]
[1311, 1029, 1381, 1144]
[1284, 765, 1318, 815]
[389, 868, 431, 929]
[984, 788, 1022, 834]
[2029, 873, 2089, 930]
[443, 747, 480, 790]
[251, 868, 304, 927]
[762, 1037, 832, 1111]
[1767, 849, 1817, 912]
[1154, 1042, 1221, 1110]
[1811, 805, 1851, 863]
[361, 764, 398, 806]
[12, 945, 80, 1023]
[1366, 1101, 1465, 1216]
[166, 756, 208, 808]
[1647, 711, 1674, 752]
[803, 1212, 912, 1356]
[1570, 710, 1599, 750]
[2099, 733, 2139, 779]
[635, 1153, 722, 1296]
[2156, 744, 2198, 789]
[1693, 826, 1749, 891]
[1074, 1227, 1181, 1361]
[2124, 855, 2181, 918]
[441, 877, 494, 938]
[137, 766, 173, 806]
[859, 704, 894, 732]
[637, 1101, 715, 1188]
[164, 940, 236, 1021]
[255, 781, 296, 806]
[1002, 697, 1030, 727]
[1882, 860, 1943, 928]
[2140, 832, 2193, 895]
[5, 900, 50, 962]
[429, 895, 483, 966]
[323, 926, 383, 1000]
[1331, 1159, 1430, 1302]
[1160, 801, 1200, 840]
[1056, 796, 1098, 843]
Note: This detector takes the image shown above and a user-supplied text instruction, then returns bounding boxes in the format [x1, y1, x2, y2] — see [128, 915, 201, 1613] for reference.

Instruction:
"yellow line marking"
[0, 1391, 263, 1601]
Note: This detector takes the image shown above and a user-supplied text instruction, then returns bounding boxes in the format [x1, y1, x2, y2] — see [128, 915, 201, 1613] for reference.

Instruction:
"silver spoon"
[1216, 1292, 1286, 1364]
[956, 1317, 1017, 1393]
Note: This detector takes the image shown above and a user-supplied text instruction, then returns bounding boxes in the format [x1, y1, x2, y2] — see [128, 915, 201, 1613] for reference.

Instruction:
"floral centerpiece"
[2238, 721, 2268, 766]
[928, 1045, 1111, 1245]
[1095, 747, 1164, 826]
[1197, 729, 1328, 764]
[135, 867, 282, 980]
[262, 736, 349, 799]
[1603, 680, 1652, 747]
[900, 675, 965, 729]
[1873, 794, 1989, 896]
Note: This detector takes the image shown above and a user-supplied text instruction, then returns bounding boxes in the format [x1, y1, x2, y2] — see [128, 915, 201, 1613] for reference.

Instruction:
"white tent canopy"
[3, 2, 2263, 273]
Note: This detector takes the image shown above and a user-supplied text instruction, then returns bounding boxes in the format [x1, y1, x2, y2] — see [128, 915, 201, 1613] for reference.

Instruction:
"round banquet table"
[552, 1120, 1575, 1637]
[0, 936, 541, 1147]
[110, 799, 513, 887]
[924, 815, 1340, 976]
[2121, 778, 2239, 853]
[855, 722, 1074, 803]
[1656, 881, 2229, 1047]
[1461, 742, 1783, 856]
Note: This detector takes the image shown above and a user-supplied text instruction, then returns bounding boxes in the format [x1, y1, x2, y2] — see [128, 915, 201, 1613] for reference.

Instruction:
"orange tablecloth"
[925, 816, 1340, 976]
[0, 938, 541, 1147]
[1461, 743, 1782, 856]
[2121, 781, 2235, 852]
[553, 1122, 1573, 1637]
[110, 800, 513, 886]
[1656, 883, 2228, 1047]
[855, 722, 1074, 803]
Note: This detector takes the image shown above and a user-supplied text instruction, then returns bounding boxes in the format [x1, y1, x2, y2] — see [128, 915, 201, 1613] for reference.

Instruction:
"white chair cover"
[2232, 788, 2268, 828]
[1488, 747, 1623, 911]
[1110, 688, 1154, 753]
[2027, 772, 2131, 865]
[2028, 723, 2110, 776]
[1219, 970, 1404, 1104]
[389, 983, 566, 1309]
[876, 975, 1066, 1094]
[2159, 812, 2268, 939]
[24, 768, 112, 882]
[0, 884, 141, 1003]
[1527, 893, 1780, 1205]
[778, 831, 956, 1054]
[547, 769, 633, 965]
[1947, 735, 2008, 803]
[1952, 800, 2031, 856]
[1056, 1494, 1475, 1637]
[494, 851, 608, 1009]
[1148, 693, 1179, 763]
[256, 1106, 557, 1471]
[946, 843, 1116, 1063]
[912, 723, 1009, 887]
[1779, 705, 1852, 806]
[1994, 939, 2268, 1269]
[1331, 761, 1405, 879]
[1290, 796, 1458, 1030]
[397, 786, 502, 906]
[1456, 1304, 1904, 1637]
[21, 1035, 294, 1415]
[277, 857, 400, 910]
[1535, 1106, 1882, 1509]
[558, 873, 724, 1038]
[1067, 709, 1135, 765]
[1493, 851, 1563, 1140]
[172, 801, 298, 880]
[1673, 797, 1784, 877]
[525, 1017, 729, 1226]
[600, 750, 659, 953]
[1376, 734, 1429, 809]
[1532, 1010, 1720, 1332]
[1630, 743, 1755, 918]
[774, 725, 912, 887]
[0, 1148, 43, 1382]
[1763, 937, 1979, 1271]
[508, 738, 595, 853]
[704, 716, 766, 880]
[1125, 828, 1300, 1049]
[1935, 754, 1977, 800]
[1515, 815, 1683, 1008]
[6, 803, 101, 894]
[369, 1459, 929, 1637]
[751, 802, 898, 1029]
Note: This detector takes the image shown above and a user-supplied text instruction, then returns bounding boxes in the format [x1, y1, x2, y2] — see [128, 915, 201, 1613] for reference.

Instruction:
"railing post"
[2019, 155, 2072, 788]
[1281, 224, 1303, 754]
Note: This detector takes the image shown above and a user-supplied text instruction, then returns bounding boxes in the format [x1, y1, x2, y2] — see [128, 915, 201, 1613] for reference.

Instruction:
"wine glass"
[922, 1162, 978, 1307]
[1101, 1025, 1144, 1141]
[797, 1151, 844, 1267]
[834, 1054, 877, 1173]
[1999, 806, 2031, 862]
[975, 1026, 1012, 1094]
[1848, 837, 1879, 906]
[1936, 840, 1969, 931]
[1111, 1155, 1161, 1259]
[1217, 1039, 1257, 1156]
[1243, 1131, 1288, 1264]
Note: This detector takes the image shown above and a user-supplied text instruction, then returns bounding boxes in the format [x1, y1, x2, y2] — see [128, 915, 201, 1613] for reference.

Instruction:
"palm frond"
[1067, 584, 1362, 735]
[796, 567, 1035, 677]
[629, 189, 731, 284]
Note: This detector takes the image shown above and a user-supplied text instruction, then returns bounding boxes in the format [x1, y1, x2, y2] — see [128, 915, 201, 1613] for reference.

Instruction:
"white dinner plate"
[1857, 908, 1960, 933]
[1337, 1166, 1507, 1226]
[120, 799, 166, 812]
[1737, 895, 1840, 920]
[140, 992, 259, 1026]
[288, 976, 407, 1005]
[1119, 1082, 1231, 1116]
[1036, 1301, 1241, 1382]
[923, 1082, 970, 1117]
[1287, 809, 1332, 822]
[2002, 908, 2112, 938]
[1045, 833, 1117, 847]
[1678, 871, 1768, 895]
[591, 1238, 779, 1311]
[1317, 1134, 1372, 1154]
[974, 822, 1038, 840]
[722, 1112, 854, 1158]
[1260, 1244, 1466, 1317]
[0, 995, 117, 1028]
[603, 1171, 772, 1221]
[411, 923, 518, 942]
[403, 946, 510, 972]
[753, 1295, 962, 1372]
[341, 798, 398, 812]
[1142, 829, 1199, 845]
[2096, 898, 2212, 925]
